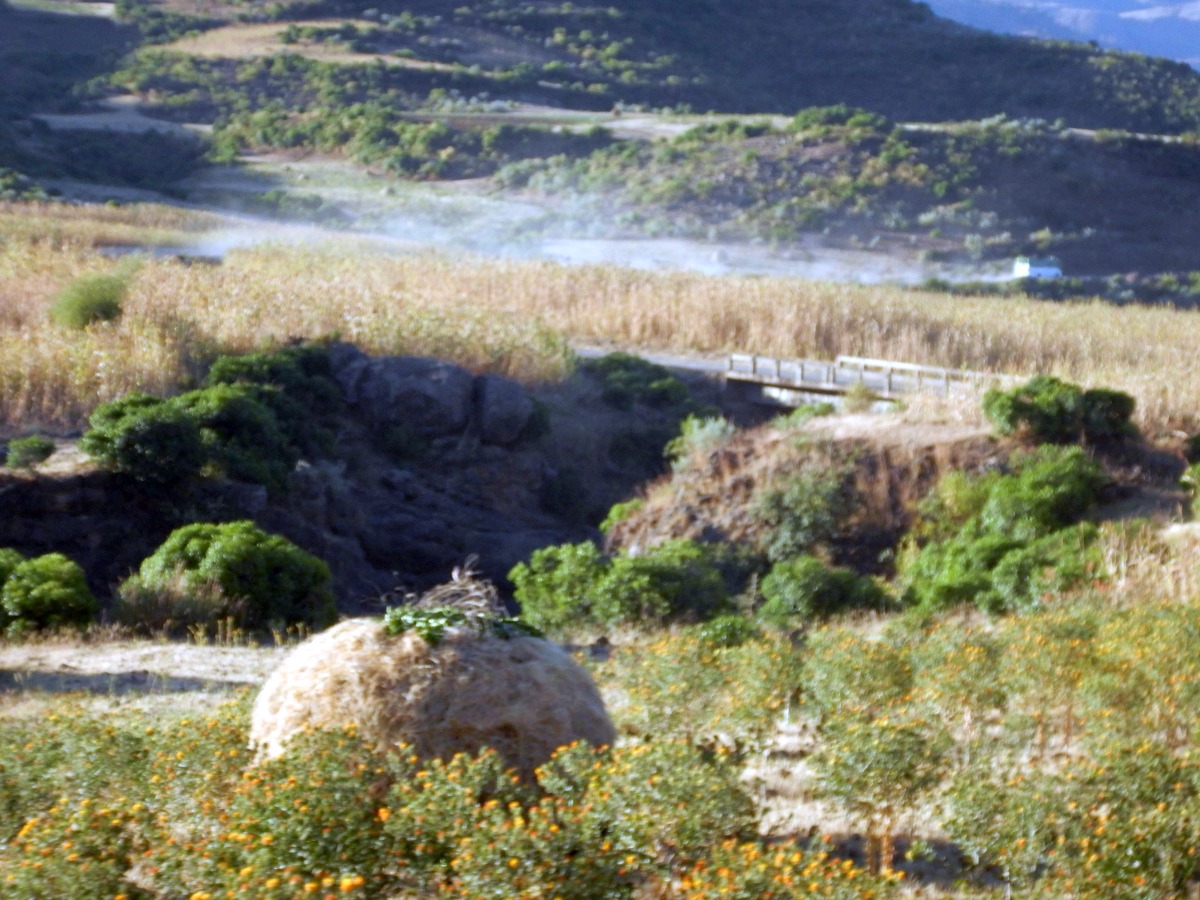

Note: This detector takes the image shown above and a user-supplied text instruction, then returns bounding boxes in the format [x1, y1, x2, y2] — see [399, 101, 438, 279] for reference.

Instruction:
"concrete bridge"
[723, 354, 1004, 406]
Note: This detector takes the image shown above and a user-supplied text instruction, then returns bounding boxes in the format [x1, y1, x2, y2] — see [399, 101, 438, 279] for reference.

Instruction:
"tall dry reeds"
[2, 204, 1199, 435]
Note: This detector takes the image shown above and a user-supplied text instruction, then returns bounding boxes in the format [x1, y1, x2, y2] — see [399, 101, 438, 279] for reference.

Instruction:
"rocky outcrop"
[329, 343, 532, 445]
[0, 345, 615, 615]
[475, 374, 534, 445]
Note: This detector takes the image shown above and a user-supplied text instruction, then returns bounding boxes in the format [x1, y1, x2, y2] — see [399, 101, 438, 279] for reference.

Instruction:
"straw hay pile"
[249, 578, 615, 778]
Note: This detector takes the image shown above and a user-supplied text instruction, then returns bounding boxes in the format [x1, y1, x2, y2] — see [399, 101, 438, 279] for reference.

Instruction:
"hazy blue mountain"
[926, 0, 1200, 67]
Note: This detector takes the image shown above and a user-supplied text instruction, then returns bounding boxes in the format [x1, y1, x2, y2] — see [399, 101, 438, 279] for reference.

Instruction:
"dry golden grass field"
[2, 201, 1198, 436]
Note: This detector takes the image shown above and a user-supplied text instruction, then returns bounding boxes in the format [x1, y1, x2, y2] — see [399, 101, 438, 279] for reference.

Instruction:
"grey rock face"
[475, 374, 534, 445]
[330, 344, 533, 445]
[331, 347, 475, 438]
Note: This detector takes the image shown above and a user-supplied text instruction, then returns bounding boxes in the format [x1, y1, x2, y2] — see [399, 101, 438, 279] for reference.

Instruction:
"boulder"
[333, 350, 475, 437]
[475, 374, 533, 445]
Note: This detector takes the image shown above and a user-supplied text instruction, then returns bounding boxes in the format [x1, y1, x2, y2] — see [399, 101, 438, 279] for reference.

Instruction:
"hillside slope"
[107, 0, 1200, 132]
[504, 111, 1200, 274]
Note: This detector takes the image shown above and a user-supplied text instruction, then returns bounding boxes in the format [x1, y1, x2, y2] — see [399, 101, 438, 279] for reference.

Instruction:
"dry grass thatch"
[249, 617, 616, 779]
[6, 201, 1200, 435]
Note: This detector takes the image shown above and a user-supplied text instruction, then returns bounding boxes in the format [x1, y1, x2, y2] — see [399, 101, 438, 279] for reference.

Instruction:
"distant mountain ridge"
[927, 0, 1200, 68]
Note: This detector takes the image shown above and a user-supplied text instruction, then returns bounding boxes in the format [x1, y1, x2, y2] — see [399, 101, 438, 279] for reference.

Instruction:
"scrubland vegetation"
[505, 110, 1200, 272]
[6, 0, 1200, 888]
[2, 196, 1200, 896]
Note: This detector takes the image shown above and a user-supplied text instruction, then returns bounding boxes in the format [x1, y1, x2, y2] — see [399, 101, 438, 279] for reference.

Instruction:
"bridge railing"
[727, 353, 835, 384]
[727, 353, 1009, 396]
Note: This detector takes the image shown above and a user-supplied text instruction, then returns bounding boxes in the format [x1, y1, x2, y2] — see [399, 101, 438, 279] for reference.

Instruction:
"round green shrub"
[983, 375, 1136, 444]
[0, 547, 25, 592]
[204, 343, 341, 413]
[602, 539, 731, 625]
[984, 522, 1101, 614]
[899, 531, 1023, 612]
[80, 393, 206, 486]
[1, 553, 99, 634]
[510, 538, 731, 633]
[167, 383, 297, 491]
[4, 435, 55, 469]
[80, 384, 305, 492]
[979, 445, 1104, 541]
[128, 521, 335, 630]
[759, 554, 887, 625]
[49, 273, 127, 329]
[983, 375, 1085, 443]
[508, 541, 608, 633]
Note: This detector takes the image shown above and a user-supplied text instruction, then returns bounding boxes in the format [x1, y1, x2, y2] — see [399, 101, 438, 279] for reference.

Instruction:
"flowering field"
[4, 199, 1200, 896]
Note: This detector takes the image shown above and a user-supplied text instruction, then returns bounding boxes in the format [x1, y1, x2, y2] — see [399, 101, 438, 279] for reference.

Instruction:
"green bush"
[1, 553, 99, 635]
[204, 342, 342, 414]
[899, 446, 1105, 612]
[979, 445, 1104, 541]
[607, 540, 730, 624]
[79, 393, 206, 487]
[0, 548, 26, 598]
[759, 554, 888, 626]
[899, 531, 1022, 612]
[168, 383, 298, 492]
[983, 375, 1136, 444]
[49, 272, 127, 329]
[664, 414, 735, 472]
[4, 435, 55, 469]
[985, 522, 1101, 613]
[752, 467, 847, 562]
[583, 352, 693, 410]
[124, 521, 335, 631]
[510, 539, 731, 633]
[81, 382, 309, 492]
[910, 468, 1002, 542]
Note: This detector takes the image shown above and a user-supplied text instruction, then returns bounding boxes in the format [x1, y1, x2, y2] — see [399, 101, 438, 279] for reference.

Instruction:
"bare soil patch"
[34, 96, 209, 138]
[164, 21, 463, 71]
[0, 638, 286, 719]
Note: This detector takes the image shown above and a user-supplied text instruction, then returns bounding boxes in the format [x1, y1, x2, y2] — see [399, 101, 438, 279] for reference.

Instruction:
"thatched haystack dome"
[249, 576, 615, 779]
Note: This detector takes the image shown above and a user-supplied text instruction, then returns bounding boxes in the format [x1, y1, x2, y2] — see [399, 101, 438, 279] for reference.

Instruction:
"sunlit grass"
[2, 201, 1199, 435]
